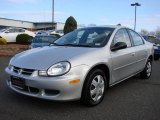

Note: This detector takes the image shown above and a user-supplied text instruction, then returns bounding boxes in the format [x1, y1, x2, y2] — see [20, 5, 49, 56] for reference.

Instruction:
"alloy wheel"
[146, 61, 152, 77]
[90, 75, 105, 102]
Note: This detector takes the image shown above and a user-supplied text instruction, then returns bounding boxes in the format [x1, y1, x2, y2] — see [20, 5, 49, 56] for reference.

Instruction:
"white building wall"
[0, 18, 67, 30]
[0, 18, 34, 28]
[56, 23, 65, 30]
[34, 23, 54, 29]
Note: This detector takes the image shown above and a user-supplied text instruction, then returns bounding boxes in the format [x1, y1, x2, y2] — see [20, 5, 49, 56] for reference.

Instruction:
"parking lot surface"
[0, 57, 160, 120]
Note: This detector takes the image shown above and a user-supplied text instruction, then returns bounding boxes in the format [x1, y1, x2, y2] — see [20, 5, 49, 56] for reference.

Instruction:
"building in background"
[0, 18, 65, 31]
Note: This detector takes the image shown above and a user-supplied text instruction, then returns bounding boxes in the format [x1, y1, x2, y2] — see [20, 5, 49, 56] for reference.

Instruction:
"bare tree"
[140, 29, 149, 36]
[155, 27, 160, 39]
[149, 31, 156, 36]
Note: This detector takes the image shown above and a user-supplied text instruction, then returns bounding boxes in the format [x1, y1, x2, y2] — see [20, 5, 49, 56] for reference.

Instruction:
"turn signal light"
[69, 79, 80, 84]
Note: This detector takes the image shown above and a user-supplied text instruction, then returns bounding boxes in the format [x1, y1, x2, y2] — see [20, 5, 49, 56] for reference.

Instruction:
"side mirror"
[111, 42, 127, 51]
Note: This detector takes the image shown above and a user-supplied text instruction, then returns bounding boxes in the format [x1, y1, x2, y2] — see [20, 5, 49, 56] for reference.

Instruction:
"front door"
[110, 28, 136, 83]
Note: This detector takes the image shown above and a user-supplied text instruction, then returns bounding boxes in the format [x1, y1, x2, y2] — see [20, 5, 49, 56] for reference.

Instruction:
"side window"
[8, 29, 16, 33]
[14, 29, 20, 32]
[112, 29, 131, 47]
[18, 29, 25, 32]
[129, 30, 144, 46]
[8, 28, 25, 33]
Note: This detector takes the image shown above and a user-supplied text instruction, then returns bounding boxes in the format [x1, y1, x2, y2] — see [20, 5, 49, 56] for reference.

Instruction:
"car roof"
[35, 35, 57, 37]
[79, 25, 128, 30]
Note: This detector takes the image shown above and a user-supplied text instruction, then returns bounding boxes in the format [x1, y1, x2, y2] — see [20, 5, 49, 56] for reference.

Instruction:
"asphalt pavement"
[0, 56, 160, 120]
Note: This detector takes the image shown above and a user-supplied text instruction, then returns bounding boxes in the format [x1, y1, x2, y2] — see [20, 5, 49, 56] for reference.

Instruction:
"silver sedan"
[5, 26, 153, 106]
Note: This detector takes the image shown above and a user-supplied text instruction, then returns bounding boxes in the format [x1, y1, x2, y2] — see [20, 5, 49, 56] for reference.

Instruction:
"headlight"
[39, 61, 71, 76]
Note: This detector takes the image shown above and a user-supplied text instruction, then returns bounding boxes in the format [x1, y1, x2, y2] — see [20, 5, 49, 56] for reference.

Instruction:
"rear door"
[128, 29, 148, 71]
[110, 28, 136, 83]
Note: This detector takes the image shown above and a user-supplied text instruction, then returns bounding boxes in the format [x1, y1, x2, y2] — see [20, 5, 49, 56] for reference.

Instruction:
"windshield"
[33, 36, 57, 43]
[56, 30, 63, 34]
[54, 27, 114, 47]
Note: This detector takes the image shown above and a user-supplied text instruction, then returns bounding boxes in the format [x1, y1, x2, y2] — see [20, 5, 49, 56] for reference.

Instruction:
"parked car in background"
[46, 30, 54, 35]
[29, 35, 58, 49]
[0, 28, 35, 43]
[50, 29, 64, 36]
[35, 30, 48, 36]
[5, 26, 153, 106]
[143, 35, 160, 60]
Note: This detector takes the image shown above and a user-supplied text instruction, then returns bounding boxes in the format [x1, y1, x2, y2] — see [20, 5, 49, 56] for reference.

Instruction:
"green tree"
[16, 34, 32, 44]
[63, 16, 77, 35]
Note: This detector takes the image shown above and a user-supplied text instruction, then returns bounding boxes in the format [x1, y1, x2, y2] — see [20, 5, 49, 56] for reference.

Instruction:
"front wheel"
[140, 59, 152, 79]
[81, 69, 107, 106]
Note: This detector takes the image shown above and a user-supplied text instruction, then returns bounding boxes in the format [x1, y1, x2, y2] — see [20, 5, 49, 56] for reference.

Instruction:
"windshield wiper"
[74, 44, 92, 47]
[60, 44, 92, 47]
[51, 43, 92, 47]
[50, 43, 62, 46]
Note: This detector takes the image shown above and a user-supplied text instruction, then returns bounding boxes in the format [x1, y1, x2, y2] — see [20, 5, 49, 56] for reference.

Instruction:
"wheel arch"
[148, 55, 153, 62]
[82, 63, 110, 92]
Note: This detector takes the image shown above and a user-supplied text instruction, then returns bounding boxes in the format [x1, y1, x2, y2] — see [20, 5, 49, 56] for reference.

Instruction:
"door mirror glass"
[111, 42, 127, 51]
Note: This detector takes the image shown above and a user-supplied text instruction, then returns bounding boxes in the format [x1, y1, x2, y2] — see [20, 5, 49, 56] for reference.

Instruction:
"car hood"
[10, 46, 97, 70]
[31, 43, 50, 48]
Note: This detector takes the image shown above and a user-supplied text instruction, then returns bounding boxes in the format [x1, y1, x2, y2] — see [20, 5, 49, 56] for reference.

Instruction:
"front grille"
[12, 66, 34, 76]
[21, 68, 34, 75]
[12, 84, 60, 96]
[13, 85, 39, 94]
[45, 89, 60, 96]
[29, 87, 39, 93]
[13, 66, 20, 73]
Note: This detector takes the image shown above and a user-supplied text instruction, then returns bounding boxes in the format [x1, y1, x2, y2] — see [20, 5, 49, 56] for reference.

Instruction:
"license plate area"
[11, 76, 25, 89]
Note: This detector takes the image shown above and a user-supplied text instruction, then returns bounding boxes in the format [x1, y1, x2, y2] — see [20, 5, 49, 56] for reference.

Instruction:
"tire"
[81, 69, 107, 106]
[140, 59, 152, 79]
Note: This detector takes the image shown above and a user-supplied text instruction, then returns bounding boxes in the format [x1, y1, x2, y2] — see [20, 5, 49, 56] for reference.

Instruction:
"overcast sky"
[0, 0, 159, 31]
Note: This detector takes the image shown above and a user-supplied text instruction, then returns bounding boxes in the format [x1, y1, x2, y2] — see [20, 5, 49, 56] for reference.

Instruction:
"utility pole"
[131, 2, 141, 30]
[52, 0, 54, 29]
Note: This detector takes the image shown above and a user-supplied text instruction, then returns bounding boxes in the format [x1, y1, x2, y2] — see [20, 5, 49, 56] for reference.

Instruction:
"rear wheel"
[81, 69, 107, 106]
[140, 59, 152, 79]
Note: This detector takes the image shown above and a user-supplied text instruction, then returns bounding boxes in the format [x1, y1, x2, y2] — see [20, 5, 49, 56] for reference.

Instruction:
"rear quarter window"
[129, 29, 144, 46]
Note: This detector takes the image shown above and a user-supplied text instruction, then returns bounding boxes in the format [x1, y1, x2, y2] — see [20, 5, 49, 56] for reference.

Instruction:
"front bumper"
[5, 65, 89, 101]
